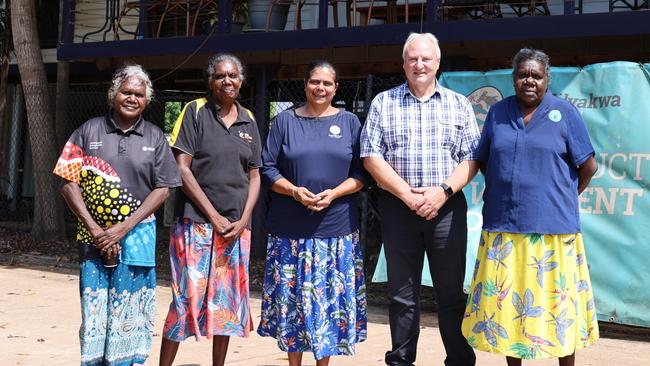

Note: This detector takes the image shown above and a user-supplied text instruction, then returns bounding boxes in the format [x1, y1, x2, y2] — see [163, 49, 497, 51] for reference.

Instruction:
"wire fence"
[0, 74, 406, 261]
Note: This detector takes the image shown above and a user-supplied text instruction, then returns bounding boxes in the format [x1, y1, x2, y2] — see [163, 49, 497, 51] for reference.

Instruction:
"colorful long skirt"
[461, 231, 599, 359]
[79, 259, 156, 366]
[163, 218, 252, 341]
[257, 232, 368, 360]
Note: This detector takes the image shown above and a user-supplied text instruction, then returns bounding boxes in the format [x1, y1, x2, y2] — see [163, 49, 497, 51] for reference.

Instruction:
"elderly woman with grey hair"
[159, 53, 261, 366]
[54, 64, 181, 365]
[461, 48, 599, 365]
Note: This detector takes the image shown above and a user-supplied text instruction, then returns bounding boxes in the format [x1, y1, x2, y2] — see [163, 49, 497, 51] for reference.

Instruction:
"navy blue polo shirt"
[169, 96, 262, 223]
[475, 92, 594, 234]
[53, 113, 181, 264]
[262, 109, 365, 238]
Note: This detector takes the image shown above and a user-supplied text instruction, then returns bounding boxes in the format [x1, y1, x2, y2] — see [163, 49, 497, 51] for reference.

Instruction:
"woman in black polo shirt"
[54, 64, 181, 366]
[160, 54, 261, 366]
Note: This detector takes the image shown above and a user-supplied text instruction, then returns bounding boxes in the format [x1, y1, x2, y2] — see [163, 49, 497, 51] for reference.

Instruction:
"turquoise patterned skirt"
[79, 259, 156, 366]
[257, 232, 367, 360]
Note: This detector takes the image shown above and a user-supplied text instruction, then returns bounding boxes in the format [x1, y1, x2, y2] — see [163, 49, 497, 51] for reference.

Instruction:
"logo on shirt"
[328, 125, 342, 139]
[238, 131, 253, 143]
[88, 141, 103, 150]
[548, 110, 562, 122]
[142, 146, 155, 152]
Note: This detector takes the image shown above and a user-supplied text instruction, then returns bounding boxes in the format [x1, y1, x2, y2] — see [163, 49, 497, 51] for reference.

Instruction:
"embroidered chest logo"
[88, 141, 103, 150]
[238, 130, 253, 143]
[142, 146, 155, 152]
[328, 125, 342, 139]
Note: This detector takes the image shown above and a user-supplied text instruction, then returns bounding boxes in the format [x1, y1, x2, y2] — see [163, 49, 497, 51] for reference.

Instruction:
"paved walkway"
[1, 265, 649, 365]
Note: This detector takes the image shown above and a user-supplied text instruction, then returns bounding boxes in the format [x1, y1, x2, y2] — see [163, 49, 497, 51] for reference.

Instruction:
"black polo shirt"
[169, 96, 261, 223]
[53, 113, 181, 258]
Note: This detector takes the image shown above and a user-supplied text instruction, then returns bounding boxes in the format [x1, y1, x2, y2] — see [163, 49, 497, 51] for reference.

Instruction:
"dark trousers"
[379, 190, 476, 366]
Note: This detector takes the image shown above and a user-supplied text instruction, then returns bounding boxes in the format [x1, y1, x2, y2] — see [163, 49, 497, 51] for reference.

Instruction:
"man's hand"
[400, 191, 425, 212]
[411, 186, 447, 220]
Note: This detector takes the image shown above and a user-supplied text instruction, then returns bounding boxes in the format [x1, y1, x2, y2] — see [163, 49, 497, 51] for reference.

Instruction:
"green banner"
[372, 62, 650, 328]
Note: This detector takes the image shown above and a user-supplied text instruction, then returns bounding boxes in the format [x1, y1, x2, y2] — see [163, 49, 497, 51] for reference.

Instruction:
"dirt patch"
[0, 222, 435, 312]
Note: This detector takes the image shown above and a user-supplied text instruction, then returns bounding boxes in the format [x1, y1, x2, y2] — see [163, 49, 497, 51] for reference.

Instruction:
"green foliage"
[164, 101, 182, 134]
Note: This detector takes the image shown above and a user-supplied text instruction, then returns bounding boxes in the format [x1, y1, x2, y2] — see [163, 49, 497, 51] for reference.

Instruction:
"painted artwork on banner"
[372, 62, 650, 328]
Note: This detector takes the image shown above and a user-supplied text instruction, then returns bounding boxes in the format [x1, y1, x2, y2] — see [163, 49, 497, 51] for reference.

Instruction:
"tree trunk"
[11, 0, 65, 239]
[55, 0, 69, 149]
[0, 3, 10, 177]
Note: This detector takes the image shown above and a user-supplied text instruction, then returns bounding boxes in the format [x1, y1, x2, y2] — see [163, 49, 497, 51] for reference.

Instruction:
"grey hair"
[206, 53, 245, 83]
[512, 48, 551, 79]
[402, 32, 441, 60]
[107, 64, 153, 106]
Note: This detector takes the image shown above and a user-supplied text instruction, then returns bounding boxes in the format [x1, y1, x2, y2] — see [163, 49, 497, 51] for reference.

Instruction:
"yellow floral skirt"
[461, 231, 599, 359]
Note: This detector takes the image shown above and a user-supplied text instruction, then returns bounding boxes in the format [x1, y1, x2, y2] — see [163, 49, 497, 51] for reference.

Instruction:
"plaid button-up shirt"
[360, 82, 480, 188]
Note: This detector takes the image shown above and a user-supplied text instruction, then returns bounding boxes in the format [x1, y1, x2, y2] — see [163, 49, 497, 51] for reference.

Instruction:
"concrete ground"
[1, 265, 649, 366]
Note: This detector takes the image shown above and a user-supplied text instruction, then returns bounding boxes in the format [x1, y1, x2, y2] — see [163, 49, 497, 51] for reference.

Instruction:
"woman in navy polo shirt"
[257, 60, 367, 365]
[461, 48, 599, 365]
[54, 64, 181, 365]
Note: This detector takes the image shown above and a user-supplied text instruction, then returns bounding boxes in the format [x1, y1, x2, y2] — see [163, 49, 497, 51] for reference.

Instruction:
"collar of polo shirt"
[105, 109, 146, 135]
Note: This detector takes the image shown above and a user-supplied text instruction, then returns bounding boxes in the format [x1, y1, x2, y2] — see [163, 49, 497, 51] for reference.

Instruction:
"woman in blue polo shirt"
[461, 48, 599, 365]
[257, 60, 367, 365]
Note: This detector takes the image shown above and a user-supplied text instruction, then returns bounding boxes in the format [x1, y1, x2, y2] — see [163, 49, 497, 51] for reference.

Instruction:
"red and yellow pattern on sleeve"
[53, 142, 84, 183]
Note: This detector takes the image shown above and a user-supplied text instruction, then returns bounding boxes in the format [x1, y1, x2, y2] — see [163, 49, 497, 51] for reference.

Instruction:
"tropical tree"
[11, 0, 65, 239]
[0, 0, 10, 115]
[0, 0, 11, 188]
[164, 101, 182, 134]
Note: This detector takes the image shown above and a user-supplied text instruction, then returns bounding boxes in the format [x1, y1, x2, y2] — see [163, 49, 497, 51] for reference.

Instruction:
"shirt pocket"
[442, 116, 464, 159]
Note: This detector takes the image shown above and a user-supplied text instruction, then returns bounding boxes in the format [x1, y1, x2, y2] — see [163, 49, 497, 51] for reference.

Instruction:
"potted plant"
[247, 0, 290, 31]
[197, 1, 249, 34]
[231, 0, 248, 33]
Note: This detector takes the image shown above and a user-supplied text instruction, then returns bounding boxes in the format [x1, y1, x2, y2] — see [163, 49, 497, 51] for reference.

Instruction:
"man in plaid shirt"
[361, 33, 480, 366]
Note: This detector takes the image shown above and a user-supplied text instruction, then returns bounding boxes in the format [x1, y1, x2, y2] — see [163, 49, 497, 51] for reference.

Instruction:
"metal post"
[319, 0, 329, 29]
[427, 0, 440, 22]
[60, 0, 75, 45]
[251, 65, 270, 260]
[139, 0, 148, 38]
[359, 74, 374, 254]
[218, 0, 230, 34]
[564, 0, 576, 15]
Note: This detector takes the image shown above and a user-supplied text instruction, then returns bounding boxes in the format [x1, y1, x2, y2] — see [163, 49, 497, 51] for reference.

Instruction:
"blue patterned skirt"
[79, 259, 156, 366]
[257, 231, 367, 360]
